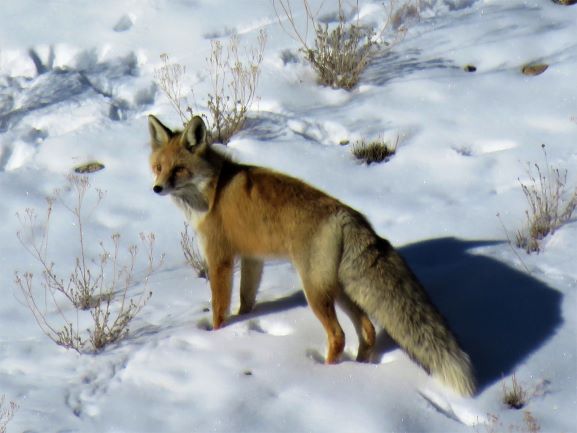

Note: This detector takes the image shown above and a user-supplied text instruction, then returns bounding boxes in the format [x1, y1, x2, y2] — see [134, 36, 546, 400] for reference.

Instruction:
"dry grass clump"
[502, 374, 528, 410]
[15, 175, 164, 353]
[155, 30, 266, 144]
[515, 145, 577, 253]
[352, 136, 397, 165]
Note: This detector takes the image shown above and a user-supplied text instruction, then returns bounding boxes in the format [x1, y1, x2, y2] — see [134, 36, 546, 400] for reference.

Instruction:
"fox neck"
[172, 144, 228, 215]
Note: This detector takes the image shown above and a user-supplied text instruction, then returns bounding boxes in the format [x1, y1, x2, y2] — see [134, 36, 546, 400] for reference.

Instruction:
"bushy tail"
[338, 214, 476, 397]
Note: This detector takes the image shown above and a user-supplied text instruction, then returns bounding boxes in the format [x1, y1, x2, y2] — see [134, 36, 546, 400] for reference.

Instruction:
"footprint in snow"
[247, 319, 294, 337]
[305, 348, 355, 364]
[196, 318, 212, 331]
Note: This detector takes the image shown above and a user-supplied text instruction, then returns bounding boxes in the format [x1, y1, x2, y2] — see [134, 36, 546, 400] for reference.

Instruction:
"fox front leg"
[207, 257, 234, 329]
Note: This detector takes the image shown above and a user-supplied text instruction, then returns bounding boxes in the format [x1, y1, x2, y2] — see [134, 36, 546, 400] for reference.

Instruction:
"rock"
[74, 162, 105, 173]
[114, 14, 134, 32]
[521, 64, 548, 76]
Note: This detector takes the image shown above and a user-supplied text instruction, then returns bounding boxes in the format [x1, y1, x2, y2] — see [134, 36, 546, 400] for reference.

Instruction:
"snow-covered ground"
[1, 0, 576, 432]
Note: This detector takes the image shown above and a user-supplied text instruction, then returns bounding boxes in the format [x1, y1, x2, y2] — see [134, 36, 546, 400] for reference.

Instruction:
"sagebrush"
[155, 30, 266, 144]
[15, 175, 164, 353]
[273, 0, 413, 89]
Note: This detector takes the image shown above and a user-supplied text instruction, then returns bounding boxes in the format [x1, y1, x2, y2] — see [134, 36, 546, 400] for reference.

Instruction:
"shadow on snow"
[395, 237, 563, 392]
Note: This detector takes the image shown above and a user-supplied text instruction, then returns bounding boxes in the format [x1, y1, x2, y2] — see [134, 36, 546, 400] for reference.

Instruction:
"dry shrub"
[206, 31, 266, 144]
[352, 135, 397, 164]
[180, 222, 208, 279]
[515, 145, 577, 253]
[273, 0, 412, 89]
[15, 175, 164, 353]
[155, 30, 266, 144]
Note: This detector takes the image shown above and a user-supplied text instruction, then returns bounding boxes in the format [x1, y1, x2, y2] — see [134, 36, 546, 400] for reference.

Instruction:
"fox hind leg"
[337, 293, 376, 362]
[300, 280, 345, 364]
[295, 223, 346, 363]
[238, 257, 264, 315]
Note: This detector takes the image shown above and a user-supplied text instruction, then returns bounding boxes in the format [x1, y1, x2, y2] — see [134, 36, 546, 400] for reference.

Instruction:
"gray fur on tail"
[338, 212, 476, 397]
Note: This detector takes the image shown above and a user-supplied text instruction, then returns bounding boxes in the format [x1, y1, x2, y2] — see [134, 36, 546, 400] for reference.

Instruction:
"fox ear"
[148, 115, 172, 150]
[182, 116, 207, 150]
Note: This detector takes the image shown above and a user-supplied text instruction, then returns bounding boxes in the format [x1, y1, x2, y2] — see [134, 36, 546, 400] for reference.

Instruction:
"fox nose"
[153, 185, 163, 194]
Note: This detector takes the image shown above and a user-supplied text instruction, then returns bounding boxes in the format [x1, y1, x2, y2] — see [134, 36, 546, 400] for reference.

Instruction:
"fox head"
[148, 115, 216, 197]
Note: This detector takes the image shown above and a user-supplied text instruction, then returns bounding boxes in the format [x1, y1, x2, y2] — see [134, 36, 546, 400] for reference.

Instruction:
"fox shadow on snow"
[236, 237, 562, 393]
[393, 237, 563, 392]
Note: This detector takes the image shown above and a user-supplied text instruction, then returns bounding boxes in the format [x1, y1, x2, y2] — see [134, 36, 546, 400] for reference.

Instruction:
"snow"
[1, 0, 576, 432]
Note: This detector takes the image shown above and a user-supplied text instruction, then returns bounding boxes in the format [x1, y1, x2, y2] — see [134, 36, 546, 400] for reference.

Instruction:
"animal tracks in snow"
[0, 45, 155, 171]
[246, 318, 294, 337]
[65, 354, 129, 419]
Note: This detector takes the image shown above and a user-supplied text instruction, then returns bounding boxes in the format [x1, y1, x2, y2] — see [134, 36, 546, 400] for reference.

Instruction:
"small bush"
[155, 30, 266, 144]
[515, 145, 577, 253]
[0, 396, 17, 433]
[180, 222, 208, 279]
[305, 16, 377, 89]
[352, 136, 397, 165]
[274, 0, 411, 89]
[15, 175, 164, 353]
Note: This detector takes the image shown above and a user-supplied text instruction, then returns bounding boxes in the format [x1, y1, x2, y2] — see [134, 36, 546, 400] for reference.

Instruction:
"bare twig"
[154, 54, 190, 125]
[0, 395, 17, 433]
[180, 223, 208, 279]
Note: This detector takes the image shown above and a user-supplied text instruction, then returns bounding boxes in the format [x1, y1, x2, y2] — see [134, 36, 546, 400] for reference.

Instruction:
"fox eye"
[154, 163, 162, 174]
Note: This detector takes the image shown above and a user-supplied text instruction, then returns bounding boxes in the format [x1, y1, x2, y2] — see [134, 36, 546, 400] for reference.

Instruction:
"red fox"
[148, 115, 476, 396]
